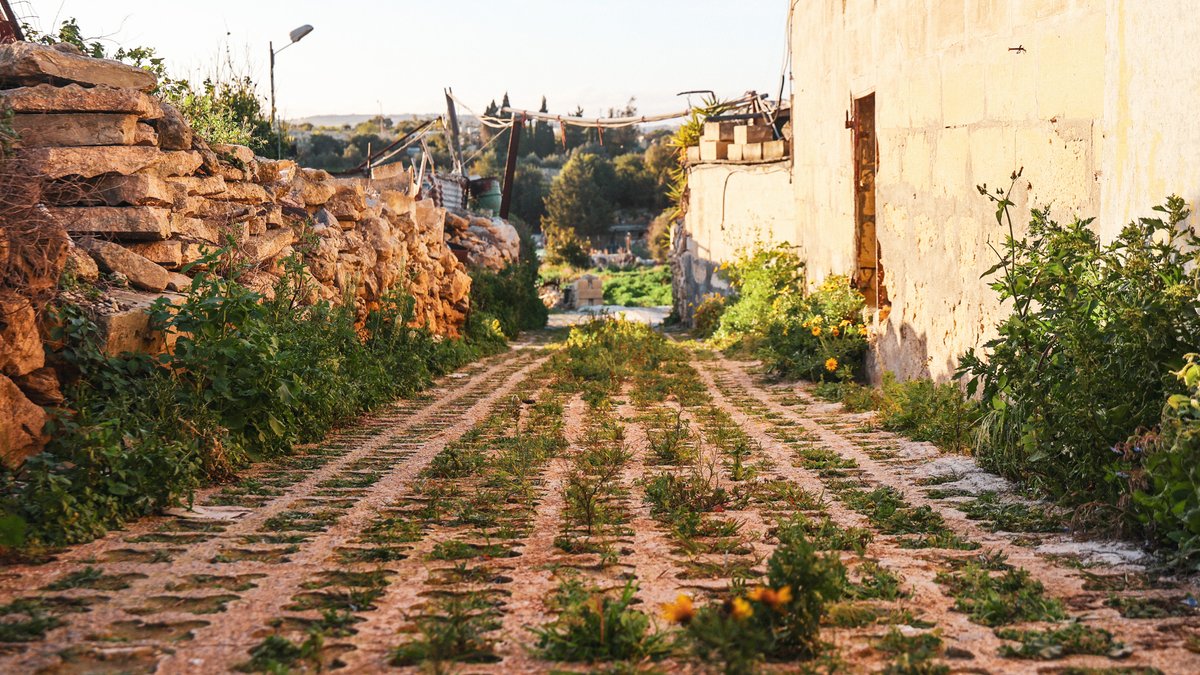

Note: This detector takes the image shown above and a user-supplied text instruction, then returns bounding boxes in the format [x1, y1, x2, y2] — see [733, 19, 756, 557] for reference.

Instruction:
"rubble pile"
[0, 41, 513, 466]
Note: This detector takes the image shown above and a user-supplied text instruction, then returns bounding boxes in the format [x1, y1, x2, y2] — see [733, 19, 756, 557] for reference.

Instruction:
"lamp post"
[270, 24, 314, 158]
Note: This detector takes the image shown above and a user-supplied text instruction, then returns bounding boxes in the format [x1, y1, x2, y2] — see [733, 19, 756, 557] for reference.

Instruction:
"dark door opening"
[851, 93, 889, 315]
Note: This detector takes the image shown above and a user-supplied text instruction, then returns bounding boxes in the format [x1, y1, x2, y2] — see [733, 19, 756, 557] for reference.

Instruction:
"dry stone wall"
[0, 41, 519, 466]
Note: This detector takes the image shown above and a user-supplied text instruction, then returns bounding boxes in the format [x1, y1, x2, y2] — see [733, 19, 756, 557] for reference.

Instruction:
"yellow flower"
[766, 586, 793, 610]
[840, 319, 851, 327]
[746, 587, 767, 602]
[813, 315, 824, 323]
[825, 357, 839, 372]
[730, 597, 754, 621]
[811, 326, 821, 337]
[831, 326, 840, 337]
[662, 594, 695, 625]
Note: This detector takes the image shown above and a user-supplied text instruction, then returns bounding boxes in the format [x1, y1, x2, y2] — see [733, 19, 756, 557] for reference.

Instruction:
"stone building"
[677, 0, 1200, 382]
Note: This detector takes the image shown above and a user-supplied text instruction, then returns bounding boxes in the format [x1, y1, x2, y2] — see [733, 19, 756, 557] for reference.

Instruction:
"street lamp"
[270, 24, 314, 158]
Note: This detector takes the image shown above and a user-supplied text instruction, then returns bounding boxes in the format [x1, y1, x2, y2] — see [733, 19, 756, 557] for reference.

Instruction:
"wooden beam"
[499, 114, 523, 220]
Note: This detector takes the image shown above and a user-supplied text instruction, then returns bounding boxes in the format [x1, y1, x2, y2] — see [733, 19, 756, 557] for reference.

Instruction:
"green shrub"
[959, 178, 1200, 506]
[469, 220, 548, 338]
[533, 580, 669, 663]
[673, 519, 844, 672]
[758, 275, 869, 381]
[713, 244, 805, 342]
[868, 374, 983, 454]
[0, 257, 510, 547]
[1134, 355, 1200, 569]
[691, 293, 726, 338]
[708, 244, 868, 380]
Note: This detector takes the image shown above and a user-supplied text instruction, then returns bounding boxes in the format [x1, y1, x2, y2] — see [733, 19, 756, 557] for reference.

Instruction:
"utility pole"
[444, 89, 465, 175]
[499, 115, 523, 221]
[269, 41, 277, 157]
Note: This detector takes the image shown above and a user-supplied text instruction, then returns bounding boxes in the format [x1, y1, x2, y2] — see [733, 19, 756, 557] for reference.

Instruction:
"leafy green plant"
[959, 176, 1200, 508]
[672, 520, 845, 672]
[935, 562, 1065, 626]
[532, 580, 669, 663]
[602, 265, 672, 307]
[995, 621, 1124, 660]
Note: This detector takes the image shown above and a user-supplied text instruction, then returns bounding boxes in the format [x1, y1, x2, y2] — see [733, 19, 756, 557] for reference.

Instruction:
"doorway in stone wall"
[851, 93, 890, 316]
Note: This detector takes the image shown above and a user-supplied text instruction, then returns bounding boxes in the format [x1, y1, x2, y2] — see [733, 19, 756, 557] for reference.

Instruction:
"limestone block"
[165, 272, 192, 293]
[703, 122, 735, 142]
[52, 206, 172, 240]
[734, 125, 773, 144]
[742, 143, 764, 162]
[132, 123, 158, 146]
[256, 159, 296, 184]
[65, 239, 99, 281]
[0, 83, 160, 117]
[0, 293, 43, 378]
[154, 102, 193, 150]
[166, 175, 226, 197]
[79, 237, 170, 291]
[762, 139, 788, 160]
[11, 113, 143, 147]
[700, 140, 730, 161]
[211, 143, 256, 167]
[727, 144, 745, 162]
[90, 289, 184, 356]
[241, 228, 295, 264]
[212, 181, 270, 204]
[18, 147, 200, 179]
[0, 373, 49, 468]
[125, 240, 184, 269]
[0, 42, 157, 91]
[92, 174, 173, 207]
[14, 366, 63, 406]
[171, 214, 220, 243]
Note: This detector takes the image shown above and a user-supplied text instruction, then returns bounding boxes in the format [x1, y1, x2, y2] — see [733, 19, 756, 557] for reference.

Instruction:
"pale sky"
[18, 1, 789, 120]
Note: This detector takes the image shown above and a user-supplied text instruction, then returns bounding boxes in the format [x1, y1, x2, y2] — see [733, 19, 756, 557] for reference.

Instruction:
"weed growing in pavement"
[647, 409, 696, 465]
[532, 580, 670, 663]
[670, 521, 845, 672]
[995, 621, 1125, 660]
[390, 593, 500, 667]
[0, 598, 64, 642]
[935, 562, 1065, 626]
[876, 627, 948, 675]
[236, 631, 326, 673]
[958, 491, 1065, 533]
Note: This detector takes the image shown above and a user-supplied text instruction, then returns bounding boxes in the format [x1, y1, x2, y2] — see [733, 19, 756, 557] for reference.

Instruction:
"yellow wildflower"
[825, 357, 839, 372]
[840, 319, 851, 327]
[811, 326, 822, 337]
[764, 586, 793, 611]
[662, 594, 695, 625]
[730, 597, 754, 620]
[746, 587, 767, 602]
[831, 326, 841, 337]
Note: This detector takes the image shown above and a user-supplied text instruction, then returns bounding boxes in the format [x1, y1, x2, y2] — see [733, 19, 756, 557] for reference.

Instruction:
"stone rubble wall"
[0, 41, 519, 467]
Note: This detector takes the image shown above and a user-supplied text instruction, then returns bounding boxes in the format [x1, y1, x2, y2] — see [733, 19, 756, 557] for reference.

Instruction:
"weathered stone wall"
[0, 41, 519, 466]
[671, 161, 796, 323]
[790, 0, 1118, 382]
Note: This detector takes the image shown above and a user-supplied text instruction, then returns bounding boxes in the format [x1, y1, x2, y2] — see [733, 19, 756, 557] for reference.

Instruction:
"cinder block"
[734, 125, 774, 144]
[762, 139, 788, 160]
[727, 144, 745, 162]
[702, 121, 735, 142]
[741, 143, 764, 162]
[700, 140, 731, 161]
